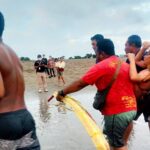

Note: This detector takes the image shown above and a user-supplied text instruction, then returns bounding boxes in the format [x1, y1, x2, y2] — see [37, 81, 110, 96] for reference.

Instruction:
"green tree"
[74, 56, 82, 59]
[69, 57, 73, 59]
[84, 53, 93, 58]
[20, 57, 30, 61]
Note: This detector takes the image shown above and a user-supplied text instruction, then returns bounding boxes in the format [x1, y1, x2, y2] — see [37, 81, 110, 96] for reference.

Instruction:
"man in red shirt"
[56, 39, 137, 150]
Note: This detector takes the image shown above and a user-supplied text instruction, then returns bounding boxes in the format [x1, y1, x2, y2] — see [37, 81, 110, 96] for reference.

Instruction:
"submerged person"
[127, 42, 150, 129]
[34, 54, 48, 93]
[55, 39, 137, 150]
[125, 35, 150, 129]
[56, 57, 66, 85]
[0, 12, 40, 149]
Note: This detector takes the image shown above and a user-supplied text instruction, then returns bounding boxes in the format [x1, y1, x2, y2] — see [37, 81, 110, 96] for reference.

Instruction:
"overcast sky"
[0, 0, 150, 59]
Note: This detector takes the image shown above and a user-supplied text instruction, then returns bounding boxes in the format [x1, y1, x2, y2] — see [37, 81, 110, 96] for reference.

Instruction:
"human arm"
[0, 72, 5, 98]
[56, 62, 107, 101]
[128, 53, 147, 82]
[135, 42, 150, 68]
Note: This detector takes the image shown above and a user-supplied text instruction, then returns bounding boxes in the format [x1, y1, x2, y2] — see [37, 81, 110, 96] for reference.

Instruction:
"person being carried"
[34, 54, 48, 93]
[0, 12, 40, 149]
[55, 39, 137, 150]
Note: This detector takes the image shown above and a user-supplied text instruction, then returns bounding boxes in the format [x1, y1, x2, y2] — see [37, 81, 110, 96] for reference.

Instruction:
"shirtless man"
[0, 12, 40, 149]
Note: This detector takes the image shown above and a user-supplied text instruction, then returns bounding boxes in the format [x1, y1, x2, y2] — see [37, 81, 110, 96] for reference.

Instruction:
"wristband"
[58, 90, 66, 97]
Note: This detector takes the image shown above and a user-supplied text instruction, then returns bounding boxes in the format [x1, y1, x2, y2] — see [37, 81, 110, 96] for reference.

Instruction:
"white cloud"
[0, 0, 150, 59]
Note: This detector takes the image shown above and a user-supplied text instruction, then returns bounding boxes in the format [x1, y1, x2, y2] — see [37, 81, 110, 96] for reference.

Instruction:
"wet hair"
[0, 12, 5, 37]
[91, 34, 104, 42]
[127, 35, 142, 48]
[97, 39, 115, 55]
[37, 54, 42, 58]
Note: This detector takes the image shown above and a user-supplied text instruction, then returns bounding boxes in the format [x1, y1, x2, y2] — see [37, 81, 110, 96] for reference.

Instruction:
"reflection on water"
[25, 88, 150, 150]
[38, 94, 51, 123]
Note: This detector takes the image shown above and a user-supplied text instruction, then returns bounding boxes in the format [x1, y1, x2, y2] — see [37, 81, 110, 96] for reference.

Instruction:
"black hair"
[97, 39, 115, 55]
[127, 35, 142, 48]
[91, 34, 104, 42]
[37, 54, 42, 58]
[0, 12, 4, 37]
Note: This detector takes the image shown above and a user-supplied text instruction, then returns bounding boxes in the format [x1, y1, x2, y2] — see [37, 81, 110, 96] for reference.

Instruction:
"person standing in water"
[0, 12, 40, 149]
[56, 57, 66, 85]
[34, 54, 48, 93]
[55, 39, 137, 150]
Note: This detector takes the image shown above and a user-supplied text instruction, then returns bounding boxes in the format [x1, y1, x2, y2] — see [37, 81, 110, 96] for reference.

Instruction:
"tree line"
[69, 53, 96, 59]
[20, 54, 125, 61]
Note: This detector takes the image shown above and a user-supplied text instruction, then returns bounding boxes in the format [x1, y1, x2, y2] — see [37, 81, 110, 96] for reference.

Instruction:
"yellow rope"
[62, 95, 110, 150]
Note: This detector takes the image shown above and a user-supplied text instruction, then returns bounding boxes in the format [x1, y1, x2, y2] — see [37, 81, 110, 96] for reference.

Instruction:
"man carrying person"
[0, 12, 40, 149]
[34, 54, 48, 93]
[55, 39, 137, 150]
[125, 35, 150, 129]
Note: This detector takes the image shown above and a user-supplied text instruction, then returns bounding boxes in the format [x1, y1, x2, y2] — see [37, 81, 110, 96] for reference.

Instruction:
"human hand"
[142, 41, 150, 50]
[56, 94, 64, 102]
[48, 91, 64, 102]
[127, 53, 135, 61]
[143, 74, 150, 82]
[56, 91, 65, 102]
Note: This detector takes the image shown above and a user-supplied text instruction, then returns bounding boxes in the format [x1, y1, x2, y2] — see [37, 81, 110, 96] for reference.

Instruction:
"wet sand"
[23, 59, 150, 150]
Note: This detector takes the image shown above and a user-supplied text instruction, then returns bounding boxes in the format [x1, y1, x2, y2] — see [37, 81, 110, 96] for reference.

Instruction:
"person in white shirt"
[56, 57, 66, 85]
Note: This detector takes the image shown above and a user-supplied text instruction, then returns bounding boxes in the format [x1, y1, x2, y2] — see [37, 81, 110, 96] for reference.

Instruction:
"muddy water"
[25, 88, 150, 150]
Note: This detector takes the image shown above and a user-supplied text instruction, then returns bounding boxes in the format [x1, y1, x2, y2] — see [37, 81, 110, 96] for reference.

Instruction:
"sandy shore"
[23, 59, 95, 92]
[23, 59, 150, 150]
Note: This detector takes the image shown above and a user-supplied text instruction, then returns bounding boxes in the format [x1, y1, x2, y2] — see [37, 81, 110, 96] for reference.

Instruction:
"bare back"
[0, 41, 25, 113]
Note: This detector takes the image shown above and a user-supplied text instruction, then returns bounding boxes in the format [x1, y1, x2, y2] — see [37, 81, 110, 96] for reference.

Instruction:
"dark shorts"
[135, 94, 150, 122]
[104, 111, 136, 148]
[0, 109, 40, 150]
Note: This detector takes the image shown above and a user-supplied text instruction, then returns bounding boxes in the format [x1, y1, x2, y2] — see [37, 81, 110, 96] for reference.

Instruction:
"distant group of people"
[34, 54, 66, 93]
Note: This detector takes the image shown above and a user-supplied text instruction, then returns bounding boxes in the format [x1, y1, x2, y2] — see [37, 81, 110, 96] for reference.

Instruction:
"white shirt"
[56, 61, 66, 68]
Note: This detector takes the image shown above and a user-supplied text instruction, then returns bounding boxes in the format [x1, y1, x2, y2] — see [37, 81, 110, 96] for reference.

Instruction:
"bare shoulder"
[139, 69, 150, 79]
[0, 42, 22, 71]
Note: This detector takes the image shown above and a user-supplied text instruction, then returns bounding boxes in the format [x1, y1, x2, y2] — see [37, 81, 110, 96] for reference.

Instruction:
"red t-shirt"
[82, 56, 137, 115]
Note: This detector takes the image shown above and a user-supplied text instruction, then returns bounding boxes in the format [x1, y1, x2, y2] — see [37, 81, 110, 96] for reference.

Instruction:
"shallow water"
[25, 88, 150, 150]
